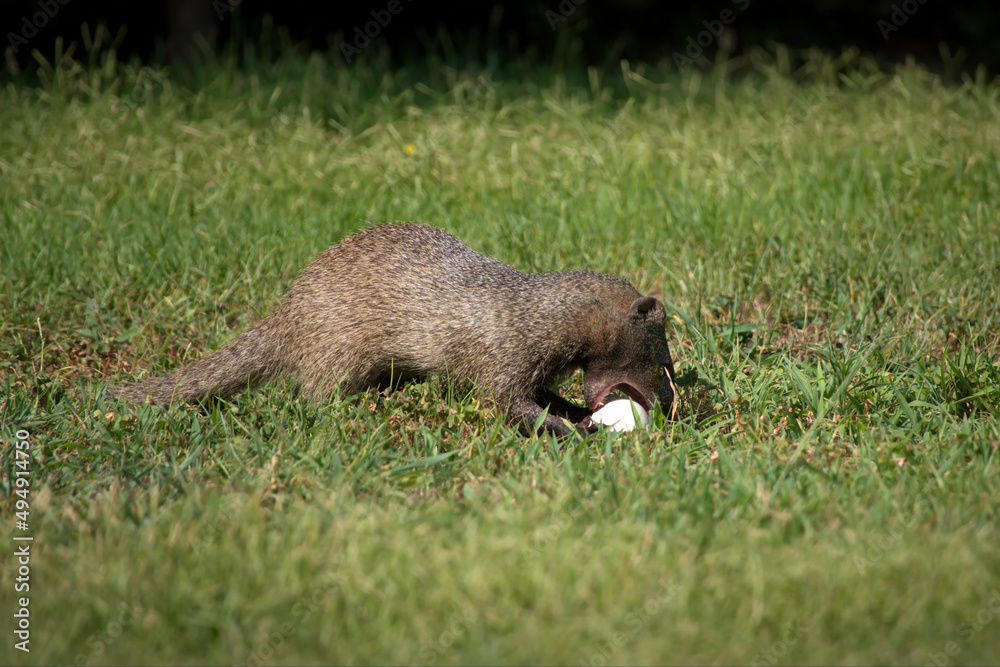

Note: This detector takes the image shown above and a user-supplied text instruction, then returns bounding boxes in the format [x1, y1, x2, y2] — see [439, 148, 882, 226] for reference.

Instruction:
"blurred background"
[3, 0, 998, 73]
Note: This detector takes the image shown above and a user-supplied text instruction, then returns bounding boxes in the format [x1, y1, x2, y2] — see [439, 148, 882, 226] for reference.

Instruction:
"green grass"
[2, 42, 999, 665]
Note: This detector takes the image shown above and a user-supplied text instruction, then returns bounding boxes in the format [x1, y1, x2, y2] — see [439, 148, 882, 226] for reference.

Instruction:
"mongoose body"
[113, 223, 676, 436]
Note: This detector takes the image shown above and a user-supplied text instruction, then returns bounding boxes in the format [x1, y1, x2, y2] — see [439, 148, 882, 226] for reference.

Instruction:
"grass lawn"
[1, 42, 999, 665]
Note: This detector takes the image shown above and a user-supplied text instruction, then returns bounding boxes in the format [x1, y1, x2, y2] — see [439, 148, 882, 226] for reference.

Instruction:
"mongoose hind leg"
[304, 361, 426, 404]
[296, 363, 359, 403]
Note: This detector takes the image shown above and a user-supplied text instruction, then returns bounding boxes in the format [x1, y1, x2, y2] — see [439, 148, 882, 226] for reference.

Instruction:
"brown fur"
[111, 223, 676, 436]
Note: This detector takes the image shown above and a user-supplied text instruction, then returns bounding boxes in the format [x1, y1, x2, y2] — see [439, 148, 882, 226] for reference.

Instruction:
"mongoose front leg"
[510, 396, 595, 437]
[538, 388, 592, 423]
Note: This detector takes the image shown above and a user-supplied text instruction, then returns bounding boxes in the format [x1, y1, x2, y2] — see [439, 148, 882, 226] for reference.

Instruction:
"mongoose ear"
[628, 296, 660, 318]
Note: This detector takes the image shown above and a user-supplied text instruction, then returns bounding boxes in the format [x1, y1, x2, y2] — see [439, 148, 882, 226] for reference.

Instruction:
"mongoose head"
[583, 295, 676, 419]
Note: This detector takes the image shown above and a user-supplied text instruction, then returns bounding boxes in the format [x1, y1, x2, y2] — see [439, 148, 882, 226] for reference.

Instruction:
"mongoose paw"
[575, 416, 600, 435]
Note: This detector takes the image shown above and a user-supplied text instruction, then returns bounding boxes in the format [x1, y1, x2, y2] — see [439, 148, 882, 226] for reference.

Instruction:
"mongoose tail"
[110, 315, 287, 405]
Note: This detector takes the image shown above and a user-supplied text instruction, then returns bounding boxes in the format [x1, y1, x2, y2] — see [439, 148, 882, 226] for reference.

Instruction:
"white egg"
[590, 399, 650, 432]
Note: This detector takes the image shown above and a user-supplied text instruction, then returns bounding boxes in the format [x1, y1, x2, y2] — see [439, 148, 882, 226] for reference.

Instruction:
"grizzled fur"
[112, 223, 676, 436]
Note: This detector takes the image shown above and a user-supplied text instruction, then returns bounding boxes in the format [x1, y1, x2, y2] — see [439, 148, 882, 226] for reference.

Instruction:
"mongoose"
[111, 223, 677, 436]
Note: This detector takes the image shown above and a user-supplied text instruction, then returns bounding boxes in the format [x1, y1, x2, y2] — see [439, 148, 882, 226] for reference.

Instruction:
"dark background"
[3, 0, 998, 73]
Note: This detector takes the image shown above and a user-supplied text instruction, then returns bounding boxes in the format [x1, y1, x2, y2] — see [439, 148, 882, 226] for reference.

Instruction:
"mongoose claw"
[576, 416, 599, 435]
